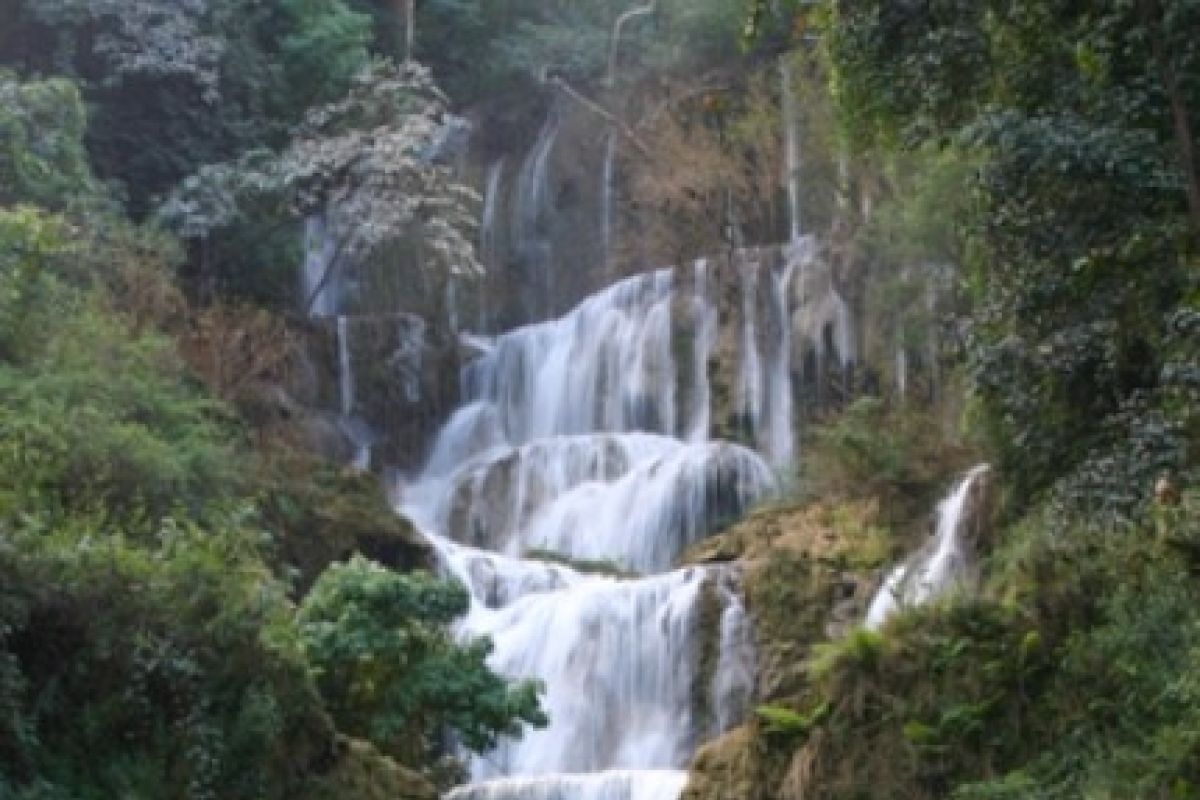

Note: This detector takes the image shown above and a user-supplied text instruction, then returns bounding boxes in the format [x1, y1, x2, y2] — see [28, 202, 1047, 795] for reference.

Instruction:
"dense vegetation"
[0, 7, 544, 798]
[1, 0, 1198, 798]
[706, 2, 1200, 799]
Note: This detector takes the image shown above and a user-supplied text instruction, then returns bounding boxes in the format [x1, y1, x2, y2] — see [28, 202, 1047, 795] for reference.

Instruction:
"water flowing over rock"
[463, 270, 677, 442]
[303, 214, 340, 318]
[397, 260, 802, 800]
[446, 771, 688, 800]
[780, 59, 802, 243]
[865, 464, 993, 629]
[511, 113, 562, 318]
[481, 159, 505, 269]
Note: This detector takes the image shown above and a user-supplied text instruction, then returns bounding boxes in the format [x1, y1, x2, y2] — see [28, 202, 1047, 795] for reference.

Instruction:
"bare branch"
[548, 76, 652, 157]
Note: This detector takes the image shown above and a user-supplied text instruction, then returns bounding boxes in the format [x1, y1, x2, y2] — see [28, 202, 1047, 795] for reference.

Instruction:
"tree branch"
[548, 76, 652, 157]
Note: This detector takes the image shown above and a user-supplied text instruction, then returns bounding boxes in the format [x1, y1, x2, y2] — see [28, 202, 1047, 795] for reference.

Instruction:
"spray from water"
[866, 465, 992, 629]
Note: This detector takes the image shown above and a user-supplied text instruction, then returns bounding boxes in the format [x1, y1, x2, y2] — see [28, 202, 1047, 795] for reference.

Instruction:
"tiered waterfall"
[399, 254, 807, 800]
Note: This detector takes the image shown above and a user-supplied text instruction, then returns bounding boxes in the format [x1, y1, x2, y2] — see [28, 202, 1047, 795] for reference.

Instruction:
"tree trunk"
[1164, 68, 1200, 238]
[1144, 0, 1200, 239]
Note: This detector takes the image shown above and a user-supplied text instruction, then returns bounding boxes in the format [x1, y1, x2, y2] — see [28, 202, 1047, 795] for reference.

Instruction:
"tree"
[0, 73, 97, 209]
[822, 0, 1200, 513]
[3, 0, 370, 216]
[297, 556, 546, 767]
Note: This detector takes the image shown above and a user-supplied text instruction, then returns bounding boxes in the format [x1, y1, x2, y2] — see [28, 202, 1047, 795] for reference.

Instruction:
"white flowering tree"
[160, 59, 482, 313]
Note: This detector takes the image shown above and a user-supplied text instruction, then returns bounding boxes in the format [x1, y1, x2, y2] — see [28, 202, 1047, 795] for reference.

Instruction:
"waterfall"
[303, 214, 339, 318]
[447, 771, 688, 800]
[711, 572, 755, 737]
[601, 132, 618, 271]
[512, 115, 561, 317]
[336, 316, 371, 470]
[737, 257, 764, 446]
[865, 464, 992, 629]
[735, 249, 801, 467]
[780, 59, 802, 243]
[482, 159, 505, 270]
[462, 270, 678, 443]
[763, 245, 802, 466]
[688, 260, 717, 442]
[399, 262, 784, 800]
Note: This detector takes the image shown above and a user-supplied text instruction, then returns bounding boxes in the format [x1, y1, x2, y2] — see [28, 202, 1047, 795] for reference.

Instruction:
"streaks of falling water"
[601, 132, 618, 272]
[477, 159, 506, 331]
[463, 270, 678, 444]
[512, 114, 561, 318]
[780, 58, 802, 243]
[399, 265, 778, 800]
[736, 249, 802, 467]
[737, 256, 764, 447]
[688, 260, 718, 443]
[763, 245, 802, 466]
[482, 160, 506, 269]
[303, 214, 339, 318]
[865, 464, 992, 629]
[337, 315, 353, 418]
[711, 572, 756, 738]
[446, 770, 688, 800]
[336, 316, 370, 470]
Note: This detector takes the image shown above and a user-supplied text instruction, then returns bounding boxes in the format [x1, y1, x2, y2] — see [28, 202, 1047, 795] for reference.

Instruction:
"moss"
[690, 575, 726, 739]
[302, 736, 437, 800]
[522, 548, 638, 578]
[258, 449, 432, 593]
[682, 499, 890, 570]
[682, 726, 767, 800]
[799, 398, 976, 543]
[679, 499, 886, 799]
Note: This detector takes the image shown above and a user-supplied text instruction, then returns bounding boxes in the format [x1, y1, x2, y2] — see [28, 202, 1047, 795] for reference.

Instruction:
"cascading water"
[512, 114, 561, 318]
[865, 464, 992, 629]
[399, 262, 793, 800]
[735, 249, 803, 467]
[336, 316, 371, 470]
[780, 58, 802, 243]
[687, 260, 718, 443]
[447, 771, 688, 800]
[303, 214, 339, 317]
[737, 256, 764, 447]
[601, 132, 618, 272]
[482, 160, 505, 266]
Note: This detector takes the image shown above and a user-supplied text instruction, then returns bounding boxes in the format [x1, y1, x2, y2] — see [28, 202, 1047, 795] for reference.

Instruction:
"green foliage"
[782, 494, 1200, 800]
[278, 0, 373, 111]
[0, 209, 238, 528]
[0, 511, 333, 800]
[802, 398, 974, 534]
[4, 0, 371, 214]
[0, 73, 97, 208]
[756, 701, 829, 738]
[298, 556, 546, 766]
[160, 60, 481, 311]
[824, 0, 1200, 519]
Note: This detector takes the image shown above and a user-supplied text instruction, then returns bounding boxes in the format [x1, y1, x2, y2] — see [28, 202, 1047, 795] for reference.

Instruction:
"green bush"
[298, 557, 547, 767]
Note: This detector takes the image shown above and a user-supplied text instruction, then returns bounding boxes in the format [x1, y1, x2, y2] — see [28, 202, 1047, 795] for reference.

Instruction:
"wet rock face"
[306, 312, 462, 472]
[681, 727, 763, 800]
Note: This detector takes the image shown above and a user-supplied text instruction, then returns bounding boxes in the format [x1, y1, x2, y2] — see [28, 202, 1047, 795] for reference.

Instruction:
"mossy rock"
[258, 449, 432, 593]
[303, 735, 437, 800]
[683, 726, 768, 800]
[682, 499, 890, 570]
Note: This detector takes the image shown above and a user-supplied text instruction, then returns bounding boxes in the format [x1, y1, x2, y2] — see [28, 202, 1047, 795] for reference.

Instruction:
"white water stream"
[866, 464, 991, 629]
[398, 262, 799, 799]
